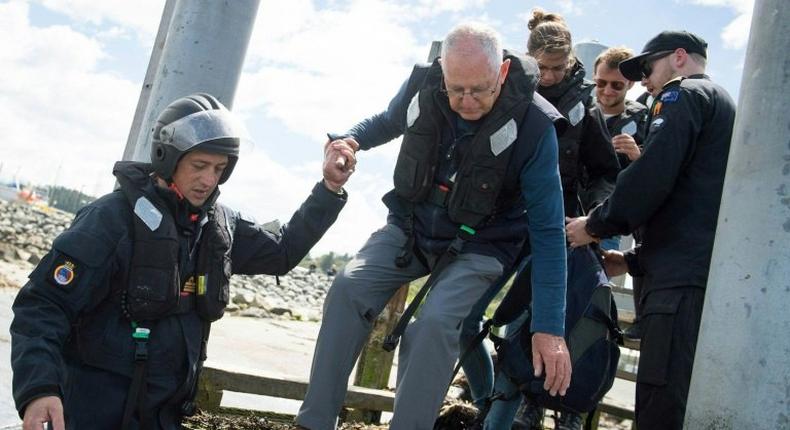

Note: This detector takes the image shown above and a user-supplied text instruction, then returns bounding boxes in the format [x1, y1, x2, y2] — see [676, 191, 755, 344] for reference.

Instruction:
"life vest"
[538, 61, 595, 206]
[392, 50, 538, 228]
[116, 162, 232, 323]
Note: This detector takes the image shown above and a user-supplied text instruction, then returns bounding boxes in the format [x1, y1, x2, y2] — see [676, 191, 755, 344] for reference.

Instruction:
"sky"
[0, 0, 754, 256]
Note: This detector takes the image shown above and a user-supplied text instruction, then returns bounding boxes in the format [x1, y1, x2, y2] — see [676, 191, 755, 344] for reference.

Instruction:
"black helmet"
[151, 93, 246, 184]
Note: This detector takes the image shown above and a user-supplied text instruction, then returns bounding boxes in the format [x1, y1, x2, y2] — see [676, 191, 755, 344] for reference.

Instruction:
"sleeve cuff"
[16, 385, 62, 419]
[317, 181, 348, 201]
[623, 246, 645, 277]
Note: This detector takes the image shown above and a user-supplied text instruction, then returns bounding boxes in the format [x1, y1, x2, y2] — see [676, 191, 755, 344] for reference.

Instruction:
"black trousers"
[635, 286, 705, 430]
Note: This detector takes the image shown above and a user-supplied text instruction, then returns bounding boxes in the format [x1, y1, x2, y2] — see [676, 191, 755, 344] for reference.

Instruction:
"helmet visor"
[159, 108, 251, 153]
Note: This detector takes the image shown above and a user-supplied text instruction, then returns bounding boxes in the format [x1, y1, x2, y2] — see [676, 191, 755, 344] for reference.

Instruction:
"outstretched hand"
[23, 396, 64, 430]
[532, 332, 571, 396]
[323, 137, 359, 192]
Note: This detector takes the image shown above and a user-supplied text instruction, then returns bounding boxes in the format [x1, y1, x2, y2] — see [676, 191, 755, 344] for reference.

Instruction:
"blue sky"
[0, 0, 753, 255]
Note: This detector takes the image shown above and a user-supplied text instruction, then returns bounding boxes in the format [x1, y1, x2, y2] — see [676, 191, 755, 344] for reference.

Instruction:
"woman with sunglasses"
[458, 8, 620, 430]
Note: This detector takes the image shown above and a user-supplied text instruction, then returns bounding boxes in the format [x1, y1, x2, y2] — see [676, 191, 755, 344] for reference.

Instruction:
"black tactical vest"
[392, 51, 538, 228]
[116, 162, 232, 323]
[538, 62, 595, 199]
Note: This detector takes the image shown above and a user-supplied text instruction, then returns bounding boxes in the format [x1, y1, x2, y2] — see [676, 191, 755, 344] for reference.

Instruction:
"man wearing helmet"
[10, 93, 357, 430]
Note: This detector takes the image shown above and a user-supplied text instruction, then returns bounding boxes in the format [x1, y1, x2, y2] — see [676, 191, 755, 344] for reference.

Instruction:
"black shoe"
[623, 322, 642, 340]
[555, 411, 583, 430]
[512, 397, 544, 430]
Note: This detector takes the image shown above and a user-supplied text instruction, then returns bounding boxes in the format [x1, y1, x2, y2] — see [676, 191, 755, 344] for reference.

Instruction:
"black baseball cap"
[619, 31, 708, 81]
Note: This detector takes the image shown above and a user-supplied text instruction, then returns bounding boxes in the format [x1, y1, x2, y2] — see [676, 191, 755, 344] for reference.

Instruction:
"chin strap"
[168, 182, 185, 200]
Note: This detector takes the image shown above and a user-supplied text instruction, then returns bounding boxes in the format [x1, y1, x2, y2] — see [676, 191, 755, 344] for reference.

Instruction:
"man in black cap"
[565, 31, 736, 430]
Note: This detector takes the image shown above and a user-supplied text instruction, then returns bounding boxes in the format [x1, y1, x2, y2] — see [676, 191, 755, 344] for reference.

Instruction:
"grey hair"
[441, 22, 503, 74]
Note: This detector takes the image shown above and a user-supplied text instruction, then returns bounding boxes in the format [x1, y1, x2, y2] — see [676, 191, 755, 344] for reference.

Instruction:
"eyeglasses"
[594, 79, 627, 91]
[441, 75, 500, 101]
[641, 50, 674, 78]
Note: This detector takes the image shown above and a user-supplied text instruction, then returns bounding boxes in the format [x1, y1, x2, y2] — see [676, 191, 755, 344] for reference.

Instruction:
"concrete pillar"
[122, 0, 260, 162]
[684, 1, 790, 428]
[573, 41, 607, 79]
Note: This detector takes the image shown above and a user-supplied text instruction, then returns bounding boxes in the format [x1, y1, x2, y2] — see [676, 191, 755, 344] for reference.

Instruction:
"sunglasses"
[641, 51, 674, 78]
[594, 79, 627, 91]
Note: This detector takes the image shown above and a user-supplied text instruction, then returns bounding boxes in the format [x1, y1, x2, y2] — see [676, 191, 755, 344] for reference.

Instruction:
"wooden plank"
[615, 368, 637, 383]
[597, 401, 635, 420]
[612, 285, 633, 296]
[618, 309, 635, 325]
[200, 366, 395, 412]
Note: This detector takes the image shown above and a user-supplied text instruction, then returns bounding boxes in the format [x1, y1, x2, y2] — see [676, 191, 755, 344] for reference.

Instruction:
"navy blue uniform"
[11, 164, 346, 429]
[585, 74, 736, 430]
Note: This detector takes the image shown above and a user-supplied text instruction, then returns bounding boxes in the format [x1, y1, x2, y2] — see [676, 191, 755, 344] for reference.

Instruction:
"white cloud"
[689, 0, 754, 49]
[35, 0, 163, 40]
[556, 0, 584, 16]
[236, 0, 428, 139]
[0, 1, 139, 195]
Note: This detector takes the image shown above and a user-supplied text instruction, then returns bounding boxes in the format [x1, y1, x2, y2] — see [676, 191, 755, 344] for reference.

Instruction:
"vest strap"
[383, 226, 475, 351]
[121, 324, 153, 430]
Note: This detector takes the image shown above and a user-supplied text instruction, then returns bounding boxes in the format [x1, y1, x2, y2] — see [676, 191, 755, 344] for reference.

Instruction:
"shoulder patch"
[650, 117, 666, 132]
[660, 90, 679, 103]
[568, 101, 585, 127]
[46, 253, 82, 289]
[621, 120, 638, 136]
[134, 196, 162, 231]
[490, 119, 518, 156]
[406, 91, 420, 128]
[53, 260, 76, 286]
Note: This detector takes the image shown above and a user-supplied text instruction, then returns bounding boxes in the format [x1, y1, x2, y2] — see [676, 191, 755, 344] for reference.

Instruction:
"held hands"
[565, 216, 596, 248]
[23, 396, 64, 430]
[532, 332, 572, 396]
[612, 134, 641, 161]
[323, 137, 359, 193]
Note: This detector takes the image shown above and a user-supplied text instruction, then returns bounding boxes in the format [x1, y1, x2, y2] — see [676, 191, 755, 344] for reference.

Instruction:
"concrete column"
[122, 0, 260, 162]
[684, 1, 790, 428]
[573, 41, 607, 78]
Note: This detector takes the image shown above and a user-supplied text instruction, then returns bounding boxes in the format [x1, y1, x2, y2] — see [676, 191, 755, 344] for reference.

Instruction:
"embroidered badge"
[621, 120, 638, 136]
[661, 90, 679, 103]
[53, 261, 76, 286]
[650, 117, 665, 132]
[406, 91, 420, 128]
[490, 119, 518, 156]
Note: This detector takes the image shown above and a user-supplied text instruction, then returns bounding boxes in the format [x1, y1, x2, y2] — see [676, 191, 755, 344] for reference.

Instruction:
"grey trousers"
[296, 224, 503, 430]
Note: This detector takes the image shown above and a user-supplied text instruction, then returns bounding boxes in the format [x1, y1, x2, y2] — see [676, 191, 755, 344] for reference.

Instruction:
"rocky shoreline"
[0, 199, 332, 321]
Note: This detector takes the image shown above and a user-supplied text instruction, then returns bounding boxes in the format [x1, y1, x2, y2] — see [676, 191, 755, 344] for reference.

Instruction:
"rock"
[14, 248, 31, 262]
[239, 308, 266, 318]
[233, 291, 256, 306]
[268, 307, 293, 317]
[27, 253, 41, 265]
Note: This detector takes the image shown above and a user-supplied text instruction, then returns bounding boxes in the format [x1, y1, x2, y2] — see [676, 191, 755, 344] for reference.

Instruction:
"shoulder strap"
[383, 226, 476, 351]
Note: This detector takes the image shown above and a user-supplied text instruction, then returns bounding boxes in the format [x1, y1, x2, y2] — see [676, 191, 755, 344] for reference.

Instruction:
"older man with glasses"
[296, 22, 571, 429]
[565, 30, 736, 430]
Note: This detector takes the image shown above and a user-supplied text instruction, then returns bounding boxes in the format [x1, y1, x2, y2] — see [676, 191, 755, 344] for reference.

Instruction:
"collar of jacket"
[112, 161, 216, 230]
[537, 58, 591, 110]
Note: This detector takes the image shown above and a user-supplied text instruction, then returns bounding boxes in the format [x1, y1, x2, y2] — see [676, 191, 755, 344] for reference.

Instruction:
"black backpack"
[474, 245, 623, 415]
